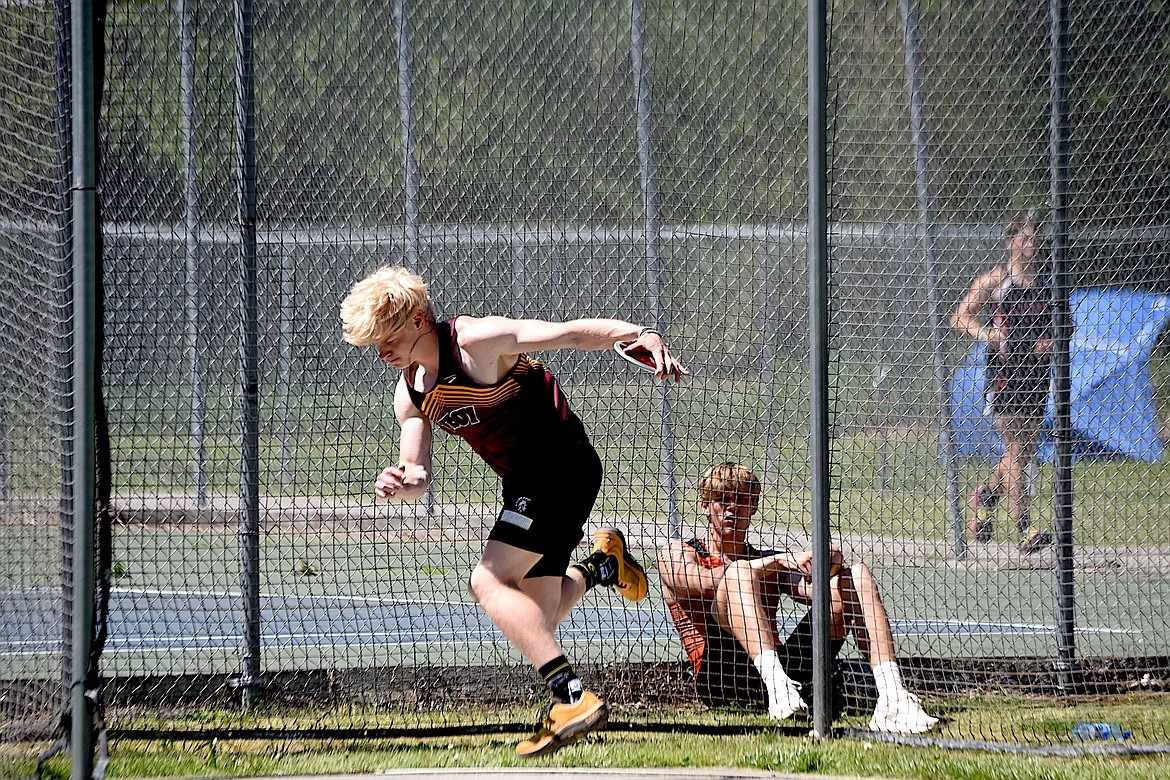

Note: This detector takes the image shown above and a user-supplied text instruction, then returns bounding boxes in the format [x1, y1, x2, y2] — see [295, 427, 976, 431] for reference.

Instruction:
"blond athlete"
[658, 462, 938, 734]
[341, 266, 687, 757]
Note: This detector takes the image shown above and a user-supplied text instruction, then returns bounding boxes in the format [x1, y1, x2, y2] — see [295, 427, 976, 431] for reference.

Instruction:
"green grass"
[10, 345, 1167, 536]
[7, 344, 1165, 525]
[8, 695, 1170, 779]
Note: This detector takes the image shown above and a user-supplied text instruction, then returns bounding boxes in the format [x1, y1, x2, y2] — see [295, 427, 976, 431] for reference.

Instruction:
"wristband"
[638, 326, 660, 338]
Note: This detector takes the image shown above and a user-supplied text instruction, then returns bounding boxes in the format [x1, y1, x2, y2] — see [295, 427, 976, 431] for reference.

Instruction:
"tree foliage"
[7, 0, 1164, 235]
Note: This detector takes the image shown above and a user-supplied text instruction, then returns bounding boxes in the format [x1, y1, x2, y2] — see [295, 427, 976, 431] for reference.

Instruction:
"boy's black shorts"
[487, 443, 603, 579]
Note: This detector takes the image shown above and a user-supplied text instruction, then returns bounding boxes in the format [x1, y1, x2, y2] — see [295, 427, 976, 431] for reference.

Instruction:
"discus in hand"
[614, 340, 660, 375]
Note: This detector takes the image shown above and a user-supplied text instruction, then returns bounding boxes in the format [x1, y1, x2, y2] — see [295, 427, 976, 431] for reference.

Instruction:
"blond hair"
[340, 266, 433, 346]
[697, 461, 761, 509]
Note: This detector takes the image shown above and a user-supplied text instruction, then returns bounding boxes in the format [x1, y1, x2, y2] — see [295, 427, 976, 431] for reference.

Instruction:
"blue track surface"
[1, 586, 1130, 656]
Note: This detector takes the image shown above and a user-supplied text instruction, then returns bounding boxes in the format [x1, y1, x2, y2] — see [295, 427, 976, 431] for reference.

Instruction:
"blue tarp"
[950, 287, 1170, 462]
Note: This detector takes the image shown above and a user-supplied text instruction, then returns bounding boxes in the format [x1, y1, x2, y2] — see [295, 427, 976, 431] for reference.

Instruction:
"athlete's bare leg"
[468, 540, 586, 668]
[994, 412, 1041, 530]
[718, 561, 849, 658]
[713, 560, 780, 658]
[835, 564, 896, 667]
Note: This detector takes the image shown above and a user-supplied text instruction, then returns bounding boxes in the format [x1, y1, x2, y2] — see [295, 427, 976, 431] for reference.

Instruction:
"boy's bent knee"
[850, 563, 878, 591]
[468, 564, 504, 604]
[722, 559, 758, 587]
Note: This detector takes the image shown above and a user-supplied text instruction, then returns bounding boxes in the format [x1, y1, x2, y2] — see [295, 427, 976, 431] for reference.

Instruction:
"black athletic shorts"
[487, 442, 603, 579]
[987, 354, 1049, 419]
[695, 610, 845, 712]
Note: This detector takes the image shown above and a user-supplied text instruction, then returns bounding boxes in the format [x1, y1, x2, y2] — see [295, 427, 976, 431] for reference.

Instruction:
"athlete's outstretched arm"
[374, 377, 433, 501]
[459, 315, 689, 380]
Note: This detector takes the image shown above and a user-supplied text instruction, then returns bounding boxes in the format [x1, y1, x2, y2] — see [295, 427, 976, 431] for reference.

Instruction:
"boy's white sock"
[873, 661, 906, 700]
[753, 650, 805, 718]
[752, 650, 789, 682]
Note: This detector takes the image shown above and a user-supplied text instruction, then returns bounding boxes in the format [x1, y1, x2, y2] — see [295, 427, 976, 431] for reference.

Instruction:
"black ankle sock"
[1016, 512, 1031, 536]
[539, 656, 582, 704]
[572, 550, 617, 589]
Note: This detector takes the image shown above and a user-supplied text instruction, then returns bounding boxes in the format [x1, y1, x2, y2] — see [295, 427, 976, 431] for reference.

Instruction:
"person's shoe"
[515, 691, 608, 758]
[1018, 530, 1053, 554]
[766, 676, 808, 720]
[592, 528, 648, 603]
[869, 689, 939, 734]
[969, 483, 998, 542]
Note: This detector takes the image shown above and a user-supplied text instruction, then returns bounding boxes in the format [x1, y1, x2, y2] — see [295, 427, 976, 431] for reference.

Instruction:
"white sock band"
[873, 661, 905, 699]
[752, 650, 785, 678]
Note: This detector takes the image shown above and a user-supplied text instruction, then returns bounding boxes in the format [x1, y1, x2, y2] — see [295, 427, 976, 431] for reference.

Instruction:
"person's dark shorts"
[987, 357, 1049, 419]
[487, 442, 603, 579]
[694, 611, 845, 713]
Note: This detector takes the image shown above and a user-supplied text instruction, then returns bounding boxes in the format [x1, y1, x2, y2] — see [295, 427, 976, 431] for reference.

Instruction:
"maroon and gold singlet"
[406, 318, 591, 482]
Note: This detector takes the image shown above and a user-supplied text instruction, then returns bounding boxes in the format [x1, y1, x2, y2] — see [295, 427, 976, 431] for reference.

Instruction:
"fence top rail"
[4, 218, 1169, 248]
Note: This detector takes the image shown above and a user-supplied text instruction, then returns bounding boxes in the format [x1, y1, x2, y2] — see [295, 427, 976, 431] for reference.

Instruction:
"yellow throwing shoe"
[515, 691, 608, 758]
[592, 527, 648, 602]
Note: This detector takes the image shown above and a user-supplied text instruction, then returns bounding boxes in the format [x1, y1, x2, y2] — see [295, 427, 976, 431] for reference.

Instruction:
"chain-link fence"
[0, 0, 74, 748]
[3, 0, 1169, 762]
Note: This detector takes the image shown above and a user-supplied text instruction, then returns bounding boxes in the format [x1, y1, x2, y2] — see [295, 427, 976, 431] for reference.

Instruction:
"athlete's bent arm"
[749, 547, 844, 581]
[657, 541, 722, 602]
[951, 267, 1003, 348]
[375, 378, 433, 501]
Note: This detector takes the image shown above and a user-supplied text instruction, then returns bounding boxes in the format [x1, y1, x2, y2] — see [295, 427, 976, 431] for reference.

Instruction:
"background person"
[657, 461, 939, 734]
[951, 210, 1054, 553]
[340, 266, 687, 757]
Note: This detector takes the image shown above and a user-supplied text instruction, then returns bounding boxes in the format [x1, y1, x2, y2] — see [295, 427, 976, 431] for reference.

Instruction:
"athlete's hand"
[632, 330, 690, 382]
[375, 463, 429, 500]
[792, 550, 814, 580]
[983, 324, 1004, 350]
[828, 546, 845, 579]
[793, 547, 844, 580]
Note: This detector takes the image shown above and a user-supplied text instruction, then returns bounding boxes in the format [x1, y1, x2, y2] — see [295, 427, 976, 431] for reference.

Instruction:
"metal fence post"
[757, 243, 776, 479]
[1049, 0, 1077, 690]
[0, 389, 7, 500]
[396, 0, 420, 272]
[808, 0, 833, 742]
[395, 0, 434, 516]
[233, 0, 264, 707]
[899, 0, 964, 559]
[180, 0, 208, 508]
[513, 242, 527, 319]
[279, 245, 295, 485]
[70, 0, 100, 774]
[630, 0, 679, 537]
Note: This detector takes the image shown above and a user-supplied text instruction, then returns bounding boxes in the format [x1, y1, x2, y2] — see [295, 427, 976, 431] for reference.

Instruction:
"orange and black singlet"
[406, 318, 592, 481]
[666, 538, 783, 673]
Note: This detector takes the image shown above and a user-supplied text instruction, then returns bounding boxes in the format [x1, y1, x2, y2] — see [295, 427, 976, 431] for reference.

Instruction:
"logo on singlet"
[437, 405, 480, 431]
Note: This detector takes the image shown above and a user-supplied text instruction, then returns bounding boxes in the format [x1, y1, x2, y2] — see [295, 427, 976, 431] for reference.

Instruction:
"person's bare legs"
[834, 564, 938, 733]
[715, 560, 779, 658]
[471, 541, 608, 757]
[836, 564, 895, 666]
[468, 540, 585, 668]
[996, 412, 1043, 545]
[715, 561, 812, 719]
